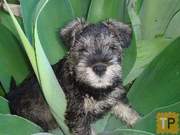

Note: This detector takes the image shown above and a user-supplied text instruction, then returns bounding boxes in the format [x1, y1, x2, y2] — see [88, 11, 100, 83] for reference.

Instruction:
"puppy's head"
[60, 18, 132, 89]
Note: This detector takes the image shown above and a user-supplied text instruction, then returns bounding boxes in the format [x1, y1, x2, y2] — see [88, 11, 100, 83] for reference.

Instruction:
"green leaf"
[70, 0, 91, 17]
[87, 0, 129, 23]
[99, 129, 155, 135]
[0, 25, 29, 92]
[3, 0, 39, 77]
[136, 0, 144, 13]
[19, 0, 91, 43]
[35, 0, 75, 64]
[0, 71, 11, 92]
[0, 86, 5, 97]
[0, 96, 10, 114]
[123, 38, 172, 85]
[134, 102, 180, 134]
[127, 0, 142, 41]
[128, 38, 180, 115]
[122, 0, 141, 82]
[93, 114, 112, 133]
[122, 36, 137, 81]
[4, 0, 69, 134]
[19, 0, 40, 42]
[102, 115, 127, 131]
[0, 114, 42, 135]
[124, 0, 180, 84]
[93, 114, 127, 134]
[165, 10, 180, 39]
[34, 1, 69, 134]
[0, 10, 21, 39]
[139, 0, 180, 39]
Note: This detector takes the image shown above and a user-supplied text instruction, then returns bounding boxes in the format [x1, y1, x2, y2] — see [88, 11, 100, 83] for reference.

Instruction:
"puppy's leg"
[84, 88, 123, 116]
[72, 124, 96, 135]
[111, 102, 140, 126]
[66, 108, 93, 135]
[84, 96, 116, 116]
[72, 126, 91, 135]
[69, 119, 92, 135]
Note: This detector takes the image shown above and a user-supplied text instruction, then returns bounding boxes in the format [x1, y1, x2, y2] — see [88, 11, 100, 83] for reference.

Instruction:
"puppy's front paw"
[127, 110, 140, 127]
[112, 103, 141, 127]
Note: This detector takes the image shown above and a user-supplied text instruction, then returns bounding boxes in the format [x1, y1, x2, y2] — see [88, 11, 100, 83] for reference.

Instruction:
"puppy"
[7, 18, 139, 135]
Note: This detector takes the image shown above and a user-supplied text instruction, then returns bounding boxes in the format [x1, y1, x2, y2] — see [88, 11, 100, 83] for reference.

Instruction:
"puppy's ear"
[103, 19, 132, 48]
[60, 18, 88, 48]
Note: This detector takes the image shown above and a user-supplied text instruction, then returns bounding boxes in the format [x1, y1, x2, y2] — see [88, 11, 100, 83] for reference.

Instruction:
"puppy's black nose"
[93, 64, 106, 76]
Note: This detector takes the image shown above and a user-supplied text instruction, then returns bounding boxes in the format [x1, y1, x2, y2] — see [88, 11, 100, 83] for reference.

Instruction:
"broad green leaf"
[128, 38, 180, 115]
[19, 0, 90, 43]
[93, 114, 112, 134]
[70, 0, 91, 17]
[19, 0, 40, 42]
[101, 115, 127, 132]
[136, 0, 144, 13]
[4, 0, 69, 134]
[87, 0, 129, 23]
[134, 102, 180, 134]
[0, 86, 5, 97]
[0, 114, 42, 135]
[0, 96, 10, 114]
[3, 0, 39, 78]
[139, 0, 180, 39]
[123, 38, 172, 85]
[0, 11, 21, 39]
[165, 10, 180, 39]
[122, 36, 137, 81]
[35, 0, 75, 64]
[99, 129, 155, 135]
[34, 0, 69, 134]
[93, 114, 127, 134]
[124, 0, 180, 85]
[122, 0, 141, 82]
[0, 71, 11, 92]
[127, 0, 141, 41]
[0, 25, 29, 92]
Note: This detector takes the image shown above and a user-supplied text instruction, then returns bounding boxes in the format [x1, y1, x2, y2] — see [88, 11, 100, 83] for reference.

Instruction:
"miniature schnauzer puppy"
[7, 18, 139, 135]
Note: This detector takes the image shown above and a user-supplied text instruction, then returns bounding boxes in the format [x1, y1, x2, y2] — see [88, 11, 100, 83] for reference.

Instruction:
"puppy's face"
[61, 18, 131, 89]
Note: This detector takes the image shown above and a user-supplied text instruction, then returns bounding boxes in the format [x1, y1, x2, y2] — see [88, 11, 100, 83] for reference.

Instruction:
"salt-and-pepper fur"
[7, 18, 139, 135]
